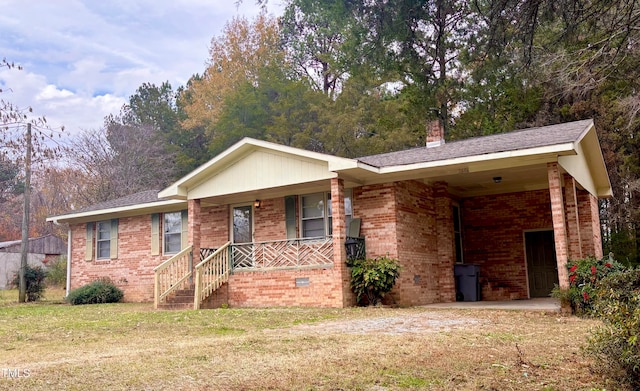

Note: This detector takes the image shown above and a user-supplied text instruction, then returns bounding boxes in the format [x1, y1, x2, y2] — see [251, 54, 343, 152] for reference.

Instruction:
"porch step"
[158, 288, 195, 310]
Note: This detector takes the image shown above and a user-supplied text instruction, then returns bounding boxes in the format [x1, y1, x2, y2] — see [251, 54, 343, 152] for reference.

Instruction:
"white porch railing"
[232, 237, 334, 270]
[153, 245, 193, 309]
[194, 242, 231, 310]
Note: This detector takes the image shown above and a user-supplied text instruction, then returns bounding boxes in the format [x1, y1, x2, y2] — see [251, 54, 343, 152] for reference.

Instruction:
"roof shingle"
[357, 119, 593, 168]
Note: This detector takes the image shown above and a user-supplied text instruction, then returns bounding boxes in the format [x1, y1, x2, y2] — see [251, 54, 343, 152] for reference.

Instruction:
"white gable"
[189, 149, 337, 199]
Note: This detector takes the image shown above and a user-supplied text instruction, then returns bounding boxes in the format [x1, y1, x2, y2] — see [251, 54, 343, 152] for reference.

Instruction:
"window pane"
[97, 221, 111, 240]
[344, 195, 352, 217]
[303, 218, 325, 237]
[302, 193, 324, 219]
[164, 212, 181, 234]
[96, 221, 111, 259]
[164, 212, 182, 253]
[97, 241, 110, 259]
[453, 206, 461, 232]
[165, 233, 181, 253]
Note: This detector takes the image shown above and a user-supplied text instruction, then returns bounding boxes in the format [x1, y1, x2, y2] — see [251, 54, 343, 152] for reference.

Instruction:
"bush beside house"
[11, 265, 47, 302]
[555, 255, 639, 388]
[348, 256, 400, 306]
[67, 279, 124, 305]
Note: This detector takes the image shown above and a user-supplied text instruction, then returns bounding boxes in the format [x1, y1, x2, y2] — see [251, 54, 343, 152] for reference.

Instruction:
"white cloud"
[0, 0, 285, 138]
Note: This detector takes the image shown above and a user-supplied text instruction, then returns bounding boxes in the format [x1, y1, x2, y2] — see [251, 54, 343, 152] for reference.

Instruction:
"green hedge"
[587, 269, 640, 388]
[66, 279, 124, 305]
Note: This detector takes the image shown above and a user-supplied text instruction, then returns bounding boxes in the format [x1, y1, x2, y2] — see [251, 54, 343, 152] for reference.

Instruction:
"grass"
[0, 288, 625, 390]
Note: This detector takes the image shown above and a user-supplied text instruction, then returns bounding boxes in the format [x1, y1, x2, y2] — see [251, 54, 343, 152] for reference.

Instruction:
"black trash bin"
[454, 264, 481, 302]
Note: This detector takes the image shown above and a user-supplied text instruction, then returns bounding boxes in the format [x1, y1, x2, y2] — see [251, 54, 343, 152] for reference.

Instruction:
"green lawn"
[0, 289, 622, 390]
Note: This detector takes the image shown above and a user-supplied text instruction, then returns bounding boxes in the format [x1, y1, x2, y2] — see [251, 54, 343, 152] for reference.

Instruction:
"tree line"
[2, 0, 639, 264]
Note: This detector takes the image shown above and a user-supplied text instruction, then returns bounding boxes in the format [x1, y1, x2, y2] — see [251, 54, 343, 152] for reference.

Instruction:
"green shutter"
[285, 196, 296, 239]
[85, 223, 94, 261]
[151, 214, 160, 256]
[110, 219, 118, 259]
[181, 210, 188, 250]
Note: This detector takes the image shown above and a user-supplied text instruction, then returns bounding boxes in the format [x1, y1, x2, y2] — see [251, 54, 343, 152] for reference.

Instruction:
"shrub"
[11, 265, 47, 301]
[348, 256, 401, 306]
[586, 268, 640, 388]
[46, 256, 67, 287]
[66, 278, 124, 305]
[551, 254, 624, 316]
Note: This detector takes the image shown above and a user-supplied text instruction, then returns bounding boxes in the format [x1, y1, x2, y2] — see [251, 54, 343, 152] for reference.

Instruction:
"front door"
[232, 205, 254, 268]
[232, 205, 253, 243]
[525, 230, 559, 297]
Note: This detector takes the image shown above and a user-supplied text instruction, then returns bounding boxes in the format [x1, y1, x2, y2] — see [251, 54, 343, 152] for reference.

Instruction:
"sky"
[0, 0, 284, 138]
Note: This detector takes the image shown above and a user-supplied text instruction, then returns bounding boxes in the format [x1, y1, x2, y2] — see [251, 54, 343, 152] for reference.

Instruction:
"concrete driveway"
[422, 297, 561, 312]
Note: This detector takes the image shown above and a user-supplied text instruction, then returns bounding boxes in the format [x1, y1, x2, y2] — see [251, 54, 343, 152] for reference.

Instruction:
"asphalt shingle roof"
[357, 119, 592, 168]
[54, 119, 594, 217]
[66, 189, 166, 215]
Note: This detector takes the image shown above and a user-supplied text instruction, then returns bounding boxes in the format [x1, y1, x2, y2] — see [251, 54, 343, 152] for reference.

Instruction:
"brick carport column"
[331, 177, 355, 307]
[577, 191, 604, 259]
[188, 199, 202, 272]
[434, 182, 455, 302]
[548, 163, 570, 289]
[563, 174, 583, 260]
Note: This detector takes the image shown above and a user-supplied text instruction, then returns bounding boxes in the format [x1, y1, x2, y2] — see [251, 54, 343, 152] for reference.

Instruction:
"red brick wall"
[548, 163, 570, 289]
[577, 190, 604, 258]
[200, 205, 229, 248]
[563, 175, 583, 259]
[462, 189, 553, 299]
[353, 183, 399, 258]
[69, 215, 166, 302]
[353, 180, 455, 306]
[228, 267, 346, 307]
[254, 198, 286, 242]
[391, 181, 442, 305]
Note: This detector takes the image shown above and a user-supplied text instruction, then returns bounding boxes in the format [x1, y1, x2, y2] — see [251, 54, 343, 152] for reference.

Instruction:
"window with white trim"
[96, 220, 111, 259]
[164, 212, 182, 254]
[301, 190, 353, 238]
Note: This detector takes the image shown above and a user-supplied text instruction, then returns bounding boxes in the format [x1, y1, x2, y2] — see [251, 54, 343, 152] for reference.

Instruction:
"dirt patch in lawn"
[280, 310, 482, 335]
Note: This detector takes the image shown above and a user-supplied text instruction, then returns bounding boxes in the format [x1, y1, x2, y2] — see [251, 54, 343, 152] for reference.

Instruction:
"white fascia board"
[375, 143, 576, 174]
[160, 137, 358, 198]
[558, 128, 612, 198]
[46, 199, 187, 224]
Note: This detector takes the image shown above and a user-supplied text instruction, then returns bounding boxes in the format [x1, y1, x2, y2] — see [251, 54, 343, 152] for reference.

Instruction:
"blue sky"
[0, 0, 284, 137]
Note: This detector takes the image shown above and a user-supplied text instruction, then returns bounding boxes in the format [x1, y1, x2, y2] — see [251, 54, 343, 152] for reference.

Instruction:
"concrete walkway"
[422, 297, 561, 312]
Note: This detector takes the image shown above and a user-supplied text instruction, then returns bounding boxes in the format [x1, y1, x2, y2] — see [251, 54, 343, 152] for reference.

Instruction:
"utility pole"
[19, 123, 32, 302]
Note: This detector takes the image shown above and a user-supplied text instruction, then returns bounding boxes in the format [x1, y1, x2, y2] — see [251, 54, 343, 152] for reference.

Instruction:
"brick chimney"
[426, 119, 445, 148]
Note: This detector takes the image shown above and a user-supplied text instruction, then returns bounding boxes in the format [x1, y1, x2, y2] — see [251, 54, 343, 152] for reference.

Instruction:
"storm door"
[232, 205, 253, 243]
[231, 205, 254, 268]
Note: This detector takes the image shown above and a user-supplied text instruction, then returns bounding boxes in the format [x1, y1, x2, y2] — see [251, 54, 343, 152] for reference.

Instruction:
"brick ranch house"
[48, 119, 611, 309]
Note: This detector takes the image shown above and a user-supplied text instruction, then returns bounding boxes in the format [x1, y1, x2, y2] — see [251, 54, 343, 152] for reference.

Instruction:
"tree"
[333, 0, 477, 137]
[66, 124, 176, 203]
[181, 13, 283, 140]
[281, 0, 351, 97]
[1, 58, 64, 302]
[108, 81, 207, 177]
